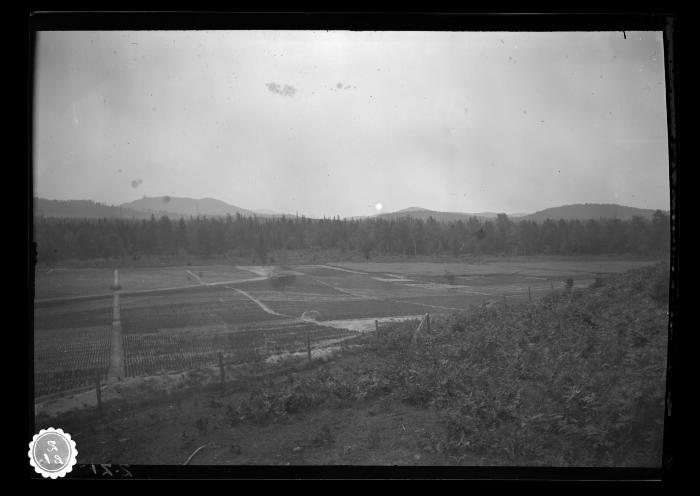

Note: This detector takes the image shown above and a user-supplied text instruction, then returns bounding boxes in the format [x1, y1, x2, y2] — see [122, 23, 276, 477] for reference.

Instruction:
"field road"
[227, 287, 289, 317]
[34, 276, 268, 306]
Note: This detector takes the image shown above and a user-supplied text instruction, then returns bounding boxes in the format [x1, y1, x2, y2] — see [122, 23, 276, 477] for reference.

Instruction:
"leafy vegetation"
[34, 327, 112, 396]
[221, 262, 669, 466]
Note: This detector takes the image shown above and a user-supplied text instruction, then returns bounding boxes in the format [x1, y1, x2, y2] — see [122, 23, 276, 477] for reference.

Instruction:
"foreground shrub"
[225, 262, 668, 466]
[226, 363, 394, 425]
[372, 262, 669, 466]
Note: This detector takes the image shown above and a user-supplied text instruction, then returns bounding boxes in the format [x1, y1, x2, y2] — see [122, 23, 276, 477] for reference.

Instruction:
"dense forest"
[33, 211, 671, 265]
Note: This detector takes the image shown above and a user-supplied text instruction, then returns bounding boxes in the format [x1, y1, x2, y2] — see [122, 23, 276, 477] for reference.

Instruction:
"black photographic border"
[25, 8, 681, 484]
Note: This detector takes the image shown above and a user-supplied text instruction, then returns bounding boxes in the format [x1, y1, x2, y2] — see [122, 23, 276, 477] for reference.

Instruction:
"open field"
[331, 260, 657, 278]
[35, 262, 669, 466]
[32, 258, 662, 398]
[34, 265, 261, 300]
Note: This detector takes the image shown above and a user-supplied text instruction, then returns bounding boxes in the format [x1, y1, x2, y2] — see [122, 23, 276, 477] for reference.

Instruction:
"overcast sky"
[34, 30, 669, 218]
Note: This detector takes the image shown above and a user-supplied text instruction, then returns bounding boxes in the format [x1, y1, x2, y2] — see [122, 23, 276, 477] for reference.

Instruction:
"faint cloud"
[266, 82, 297, 97]
[329, 82, 355, 92]
[131, 179, 144, 188]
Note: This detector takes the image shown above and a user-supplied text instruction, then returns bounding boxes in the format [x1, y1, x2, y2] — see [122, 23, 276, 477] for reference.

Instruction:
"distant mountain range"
[119, 196, 259, 218]
[34, 197, 666, 223]
[34, 197, 286, 220]
[33, 198, 151, 219]
[377, 204, 664, 222]
[376, 207, 508, 222]
[519, 203, 663, 223]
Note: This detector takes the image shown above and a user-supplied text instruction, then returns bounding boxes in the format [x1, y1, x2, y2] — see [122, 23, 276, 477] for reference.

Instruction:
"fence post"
[425, 313, 431, 333]
[412, 316, 422, 344]
[307, 332, 312, 366]
[375, 320, 379, 340]
[219, 352, 224, 396]
[95, 372, 102, 416]
[503, 294, 507, 310]
[550, 282, 554, 293]
[528, 286, 532, 302]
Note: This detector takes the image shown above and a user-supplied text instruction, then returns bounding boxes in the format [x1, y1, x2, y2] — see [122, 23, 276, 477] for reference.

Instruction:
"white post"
[108, 292, 124, 382]
[112, 292, 120, 322]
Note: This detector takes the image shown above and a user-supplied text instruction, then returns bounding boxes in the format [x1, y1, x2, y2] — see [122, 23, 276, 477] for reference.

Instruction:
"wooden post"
[425, 314, 431, 333]
[503, 294, 507, 310]
[307, 332, 312, 366]
[375, 320, 379, 339]
[412, 316, 422, 344]
[550, 282, 554, 292]
[528, 286, 532, 302]
[95, 373, 102, 416]
[218, 352, 224, 395]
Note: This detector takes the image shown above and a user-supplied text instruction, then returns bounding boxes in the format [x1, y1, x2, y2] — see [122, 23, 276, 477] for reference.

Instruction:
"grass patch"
[221, 262, 669, 466]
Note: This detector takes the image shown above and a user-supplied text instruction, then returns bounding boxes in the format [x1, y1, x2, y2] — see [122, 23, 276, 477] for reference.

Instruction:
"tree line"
[33, 211, 670, 264]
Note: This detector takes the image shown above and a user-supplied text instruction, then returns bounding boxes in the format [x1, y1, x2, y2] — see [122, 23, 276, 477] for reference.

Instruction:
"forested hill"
[119, 196, 259, 218]
[376, 207, 503, 222]
[377, 204, 664, 223]
[34, 198, 151, 219]
[35, 197, 280, 219]
[33, 210, 671, 264]
[522, 204, 661, 223]
[34, 198, 665, 224]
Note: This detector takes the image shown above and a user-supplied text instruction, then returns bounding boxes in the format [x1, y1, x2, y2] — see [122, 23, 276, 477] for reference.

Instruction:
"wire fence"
[36, 275, 577, 406]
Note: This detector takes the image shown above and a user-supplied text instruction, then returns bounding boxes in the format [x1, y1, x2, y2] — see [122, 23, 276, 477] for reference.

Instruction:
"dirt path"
[315, 264, 369, 275]
[226, 286, 290, 317]
[34, 276, 269, 305]
[321, 316, 423, 333]
[389, 299, 462, 312]
[186, 270, 206, 285]
[235, 266, 276, 277]
[297, 273, 380, 300]
[106, 322, 125, 381]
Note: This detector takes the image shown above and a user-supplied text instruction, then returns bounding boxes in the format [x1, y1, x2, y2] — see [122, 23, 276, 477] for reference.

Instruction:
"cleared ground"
[331, 260, 656, 277]
[33, 258, 661, 398]
[34, 265, 260, 300]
